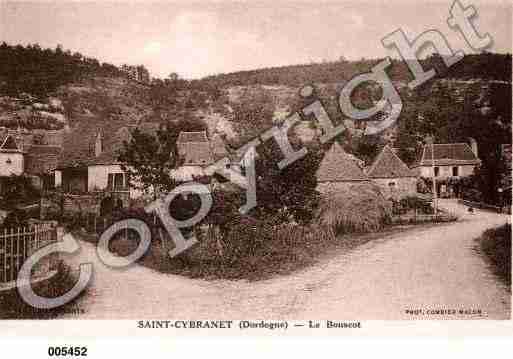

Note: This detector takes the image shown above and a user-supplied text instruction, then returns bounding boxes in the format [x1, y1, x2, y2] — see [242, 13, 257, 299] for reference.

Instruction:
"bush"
[478, 224, 511, 287]
[0, 261, 84, 319]
[81, 214, 336, 281]
[315, 183, 393, 236]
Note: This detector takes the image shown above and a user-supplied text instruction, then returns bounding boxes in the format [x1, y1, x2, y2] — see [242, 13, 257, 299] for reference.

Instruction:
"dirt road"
[62, 200, 510, 319]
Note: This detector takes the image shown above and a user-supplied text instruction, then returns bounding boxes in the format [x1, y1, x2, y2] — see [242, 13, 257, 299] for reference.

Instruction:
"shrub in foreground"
[0, 261, 83, 319]
[478, 224, 511, 287]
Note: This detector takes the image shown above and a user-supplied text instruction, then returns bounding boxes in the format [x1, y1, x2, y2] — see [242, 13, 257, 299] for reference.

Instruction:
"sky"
[1, 0, 511, 79]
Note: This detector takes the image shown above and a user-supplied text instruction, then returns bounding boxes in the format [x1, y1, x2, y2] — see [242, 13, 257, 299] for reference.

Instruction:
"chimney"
[468, 137, 478, 158]
[95, 131, 103, 157]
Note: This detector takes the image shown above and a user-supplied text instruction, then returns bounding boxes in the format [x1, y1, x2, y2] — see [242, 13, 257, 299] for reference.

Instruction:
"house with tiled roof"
[366, 145, 418, 199]
[315, 142, 370, 194]
[54, 122, 147, 206]
[0, 131, 61, 194]
[171, 131, 230, 182]
[411, 139, 481, 197]
[0, 134, 24, 178]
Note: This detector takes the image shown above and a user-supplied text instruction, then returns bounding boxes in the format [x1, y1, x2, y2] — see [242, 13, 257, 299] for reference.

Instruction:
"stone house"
[54, 122, 152, 214]
[0, 132, 61, 194]
[365, 145, 418, 199]
[315, 142, 370, 194]
[411, 140, 481, 197]
[171, 131, 230, 183]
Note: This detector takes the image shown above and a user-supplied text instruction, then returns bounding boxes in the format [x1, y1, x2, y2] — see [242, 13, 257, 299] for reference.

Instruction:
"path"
[61, 200, 511, 319]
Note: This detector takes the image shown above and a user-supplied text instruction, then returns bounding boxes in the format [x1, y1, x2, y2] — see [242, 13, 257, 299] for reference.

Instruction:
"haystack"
[316, 182, 392, 235]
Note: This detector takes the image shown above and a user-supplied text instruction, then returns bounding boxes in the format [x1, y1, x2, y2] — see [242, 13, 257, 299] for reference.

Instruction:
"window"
[108, 173, 125, 190]
[434, 167, 440, 177]
[114, 173, 124, 189]
[452, 166, 459, 176]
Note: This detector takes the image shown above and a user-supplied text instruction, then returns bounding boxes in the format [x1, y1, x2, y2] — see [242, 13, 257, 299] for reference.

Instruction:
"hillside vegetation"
[200, 53, 511, 88]
[0, 43, 510, 207]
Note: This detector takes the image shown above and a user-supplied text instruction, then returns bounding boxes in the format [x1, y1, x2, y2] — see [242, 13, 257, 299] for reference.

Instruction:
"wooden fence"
[75, 213, 115, 235]
[0, 224, 57, 283]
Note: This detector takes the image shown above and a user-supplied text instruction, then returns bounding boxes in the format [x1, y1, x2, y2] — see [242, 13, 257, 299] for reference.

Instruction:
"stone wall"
[317, 181, 370, 195]
[371, 177, 417, 200]
[317, 178, 416, 200]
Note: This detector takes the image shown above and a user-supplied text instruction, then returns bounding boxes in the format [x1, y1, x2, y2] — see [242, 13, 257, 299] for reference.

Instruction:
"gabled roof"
[316, 143, 369, 182]
[177, 131, 208, 143]
[57, 122, 99, 168]
[412, 143, 480, 167]
[0, 134, 21, 152]
[25, 145, 61, 175]
[57, 120, 129, 168]
[367, 145, 417, 178]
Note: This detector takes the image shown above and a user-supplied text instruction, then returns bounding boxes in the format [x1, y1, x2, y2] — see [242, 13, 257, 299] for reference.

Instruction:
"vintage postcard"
[0, 0, 511, 355]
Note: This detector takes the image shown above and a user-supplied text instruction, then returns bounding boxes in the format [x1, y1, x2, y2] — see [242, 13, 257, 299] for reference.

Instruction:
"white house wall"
[418, 165, 476, 178]
[0, 153, 24, 176]
[55, 170, 62, 187]
[87, 164, 143, 199]
[87, 165, 124, 192]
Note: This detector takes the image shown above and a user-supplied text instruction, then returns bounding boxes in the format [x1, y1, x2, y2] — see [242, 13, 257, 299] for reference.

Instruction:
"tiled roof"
[176, 131, 219, 166]
[57, 122, 98, 168]
[177, 131, 208, 143]
[57, 120, 129, 168]
[316, 143, 369, 182]
[413, 143, 480, 167]
[178, 142, 213, 165]
[0, 134, 20, 151]
[367, 145, 417, 178]
[25, 145, 61, 175]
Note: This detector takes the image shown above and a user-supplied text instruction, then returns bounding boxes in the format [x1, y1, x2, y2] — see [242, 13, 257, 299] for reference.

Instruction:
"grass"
[0, 261, 85, 319]
[74, 217, 438, 282]
[70, 185, 453, 282]
[476, 224, 511, 288]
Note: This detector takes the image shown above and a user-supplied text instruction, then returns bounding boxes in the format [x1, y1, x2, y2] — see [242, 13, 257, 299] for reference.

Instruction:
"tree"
[247, 139, 323, 224]
[118, 119, 208, 197]
[230, 86, 275, 147]
[168, 72, 179, 82]
[0, 174, 40, 209]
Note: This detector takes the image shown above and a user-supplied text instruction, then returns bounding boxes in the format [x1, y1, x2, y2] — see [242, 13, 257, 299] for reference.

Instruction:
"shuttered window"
[114, 173, 124, 189]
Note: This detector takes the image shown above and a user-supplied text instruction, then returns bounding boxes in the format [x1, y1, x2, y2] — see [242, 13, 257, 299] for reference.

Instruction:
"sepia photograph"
[0, 1, 511, 351]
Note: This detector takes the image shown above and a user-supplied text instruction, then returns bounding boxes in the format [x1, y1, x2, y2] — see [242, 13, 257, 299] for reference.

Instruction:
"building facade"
[366, 145, 418, 200]
[54, 124, 145, 214]
[315, 143, 370, 194]
[411, 140, 481, 197]
[0, 132, 61, 194]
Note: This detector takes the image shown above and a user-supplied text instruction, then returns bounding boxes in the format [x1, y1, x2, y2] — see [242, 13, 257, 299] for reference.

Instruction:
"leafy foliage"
[118, 118, 207, 196]
[479, 224, 511, 286]
[250, 140, 323, 224]
[0, 174, 40, 209]
[0, 42, 123, 96]
[198, 53, 511, 88]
